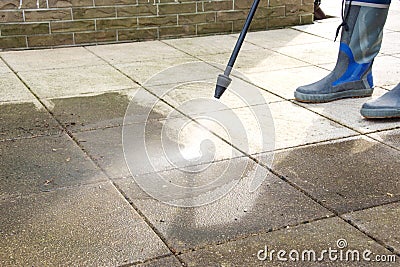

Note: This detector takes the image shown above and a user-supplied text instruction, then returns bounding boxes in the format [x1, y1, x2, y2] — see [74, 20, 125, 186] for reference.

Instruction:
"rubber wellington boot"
[361, 83, 400, 118]
[295, 0, 391, 103]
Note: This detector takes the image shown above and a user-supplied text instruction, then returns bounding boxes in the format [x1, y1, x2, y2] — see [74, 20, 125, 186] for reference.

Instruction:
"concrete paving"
[1, 1, 400, 266]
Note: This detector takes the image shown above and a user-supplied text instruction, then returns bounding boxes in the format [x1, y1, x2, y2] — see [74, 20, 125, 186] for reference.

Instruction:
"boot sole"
[361, 108, 400, 119]
[294, 89, 373, 103]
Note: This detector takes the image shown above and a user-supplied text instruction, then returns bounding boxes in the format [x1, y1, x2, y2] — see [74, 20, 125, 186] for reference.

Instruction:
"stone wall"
[0, 0, 314, 50]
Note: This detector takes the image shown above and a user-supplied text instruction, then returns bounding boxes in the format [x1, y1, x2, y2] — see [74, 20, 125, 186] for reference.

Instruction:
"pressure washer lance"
[214, 0, 261, 99]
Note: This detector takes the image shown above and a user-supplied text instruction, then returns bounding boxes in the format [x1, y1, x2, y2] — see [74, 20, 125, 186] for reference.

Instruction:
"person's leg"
[361, 83, 400, 118]
[294, 0, 391, 103]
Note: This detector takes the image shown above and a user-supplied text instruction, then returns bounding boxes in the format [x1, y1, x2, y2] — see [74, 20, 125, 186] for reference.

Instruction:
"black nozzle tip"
[214, 85, 227, 99]
[214, 74, 232, 99]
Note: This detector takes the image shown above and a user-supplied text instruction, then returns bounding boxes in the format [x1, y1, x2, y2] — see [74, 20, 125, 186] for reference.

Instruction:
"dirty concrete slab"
[114, 163, 332, 251]
[136, 256, 182, 267]
[0, 46, 105, 72]
[297, 88, 400, 134]
[0, 181, 171, 266]
[342, 202, 400, 255]
[0, 134, 107, 199]
[0, 72, 36, 103]
[46, 89, 174, 132]
[0, 101, 61, 140]
[266, 136, 400, 214]
[86, 40, 189, 64]
[178, 217, 398, 266]
[17, 64, 138, 99]
[368, 128, 400, 150]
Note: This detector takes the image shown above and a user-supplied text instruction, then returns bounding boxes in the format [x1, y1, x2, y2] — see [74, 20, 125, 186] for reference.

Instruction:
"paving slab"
[73, 116, 241, 179]
[0, 134, 107, 199]
[272, 41, 340, 66]
[0, 46, 105, 72]
[152, 80, 283, 113]
[293, 18, 342, 41]
[380, 31, 400, 56]
[243, 28, 329, 49]
[87, 40, 189, 64]
[0, 72, 36, 103]
[163, 34, 259, 56]
[198, 48, 309, 74]
[296, 88, 400, 134]
[368, 128, 400, 150]
[268, 101, 355, 150]
[372, 55, 400, 88]
[0, 59, 12, 73]
[246, 65, 330, 100]
[17, 64, 138, 99]
[179, 217, 398, 266]
[136, 256, 182, 267]
[0, 101, 61, 140]
[0, 181, 170, 266]
[342, 202, 400, 255]
[266, 136, 400, 214]
[114, 165, 331, 251]
[114, 56, 198, 85]
[46, 89, 173, 132]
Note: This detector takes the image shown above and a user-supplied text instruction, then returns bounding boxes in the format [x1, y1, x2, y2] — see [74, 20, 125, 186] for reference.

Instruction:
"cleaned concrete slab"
[268, 101, 356, 150]
[115, 165, 331, 251]
[0, 60, 12, 73]
[1, 47, 105, 72]
[243, 28, 329, 49]
[293, 18, 342, 41]
[247, 65, 330, 100]
[297, 88, 400, 134]
[87, 40, 189, 64]
[380, 31, 400, 56]
[368, 128, 400, 150]
[0, 72, 36, 103]
[164, 34, 259, 56]
[267, 136, 400, 213]
[385, 1, 400, 32]
[0, 101, 61, 140]
[342, 202, 400, 255]
[0, 182, 170, 266]
[18, 64, 138, 99]
[114, 56, 198, 85]
[373, 55, 400, 88]
[154, 80, 283, 114]
[73, 116, 241, 179]
[273, 41, 340, 66]
[0, 134, 107, 199]
[179, 217, 398, 266]
[184, 101, 355, 153]
[198, 48, 309, 74]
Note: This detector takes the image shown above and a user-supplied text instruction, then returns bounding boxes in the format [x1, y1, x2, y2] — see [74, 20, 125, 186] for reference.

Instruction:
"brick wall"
[0, 0, 314, 50]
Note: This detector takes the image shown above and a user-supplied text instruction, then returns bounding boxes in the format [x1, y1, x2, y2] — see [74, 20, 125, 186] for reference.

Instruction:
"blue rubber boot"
[295, 0, 391, 103]
[361, 84, 400, 118]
